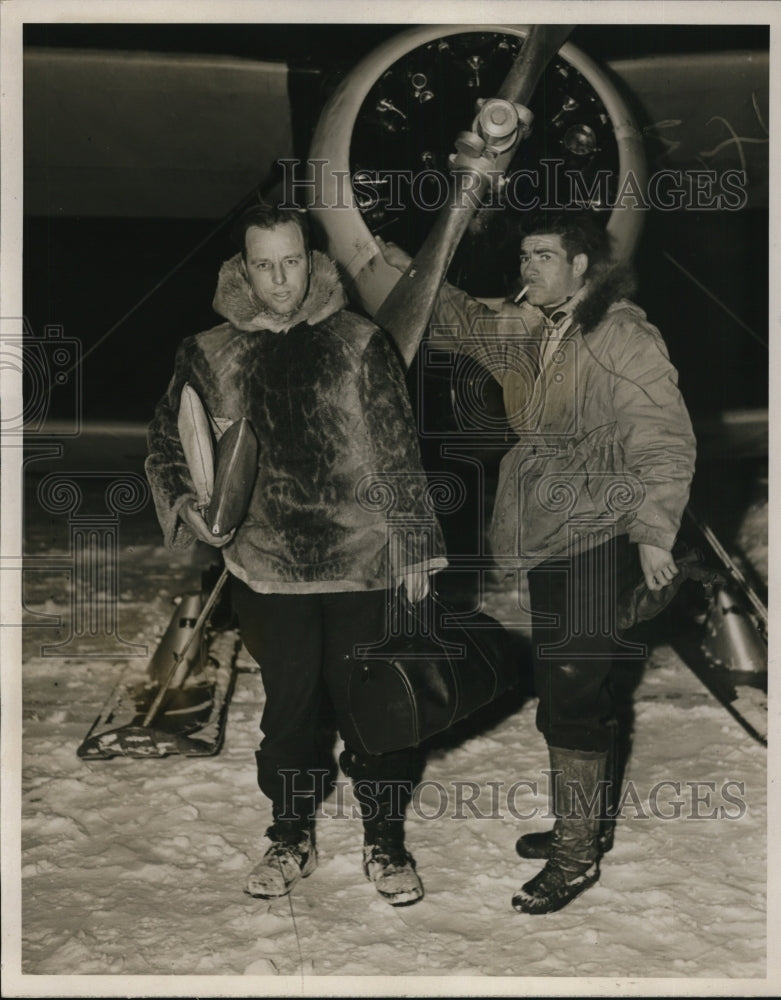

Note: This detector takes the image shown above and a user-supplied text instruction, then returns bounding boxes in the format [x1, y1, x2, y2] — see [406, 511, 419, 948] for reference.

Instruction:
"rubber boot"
[512, 746, 607, 914]
[516, 720, 618, 859]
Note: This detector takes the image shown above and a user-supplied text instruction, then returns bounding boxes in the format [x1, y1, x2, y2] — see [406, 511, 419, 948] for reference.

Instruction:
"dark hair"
[233, 204, 310, 260]
[521, 212, 612, 273]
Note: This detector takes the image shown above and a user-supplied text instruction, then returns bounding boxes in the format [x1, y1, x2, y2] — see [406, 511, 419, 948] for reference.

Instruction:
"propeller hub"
[472, 98, 534, 154]
[478, 98, 517, 140]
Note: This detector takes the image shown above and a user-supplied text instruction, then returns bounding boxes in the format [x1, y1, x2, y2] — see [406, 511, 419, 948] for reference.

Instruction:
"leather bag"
[347, 595, 520, 755]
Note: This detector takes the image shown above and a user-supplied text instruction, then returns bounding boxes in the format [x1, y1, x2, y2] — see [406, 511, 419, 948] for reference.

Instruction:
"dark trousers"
[232, 581, 423, 824]
[527, 534, 640, 753]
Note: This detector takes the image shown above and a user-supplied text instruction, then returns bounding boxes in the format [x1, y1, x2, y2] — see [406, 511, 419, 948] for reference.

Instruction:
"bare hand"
[400, 567, 430, 603]
[180, 500, 235, 548]
[638, 543, 678, 591]
[375, 235, 413, 273]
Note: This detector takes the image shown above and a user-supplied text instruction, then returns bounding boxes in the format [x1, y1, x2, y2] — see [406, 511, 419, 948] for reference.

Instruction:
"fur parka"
[145, 250, 447, 593]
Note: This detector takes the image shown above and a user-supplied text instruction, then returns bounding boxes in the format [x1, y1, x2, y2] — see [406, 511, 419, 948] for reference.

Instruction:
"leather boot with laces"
[245, 822, 317, 899]
[363, 820, 423, 906]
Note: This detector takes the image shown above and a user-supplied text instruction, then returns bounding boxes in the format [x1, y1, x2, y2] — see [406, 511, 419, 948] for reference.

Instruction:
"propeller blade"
[375, 24, 574, 367]
[496, 24, 575, 102]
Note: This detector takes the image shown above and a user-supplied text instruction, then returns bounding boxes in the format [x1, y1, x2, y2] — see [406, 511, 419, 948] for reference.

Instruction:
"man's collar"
[540, 284, 588, 326]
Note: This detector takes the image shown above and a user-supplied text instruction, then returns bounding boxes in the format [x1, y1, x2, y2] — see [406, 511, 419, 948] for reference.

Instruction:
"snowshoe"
[245, 824, 317, 899]
[77, 588, 240, 759]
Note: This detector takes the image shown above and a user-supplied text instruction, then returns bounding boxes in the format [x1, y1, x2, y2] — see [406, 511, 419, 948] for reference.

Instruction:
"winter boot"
[512, 746, 607, 915]
[514, 828, 556, 860]
[516, 720, 618, 860]
[515, 823, 613, 860]
[341, 745, 425, 906]
[245, 820, 317, 899]
[516, 807, 615, 859]
[363, 818, 424, 906]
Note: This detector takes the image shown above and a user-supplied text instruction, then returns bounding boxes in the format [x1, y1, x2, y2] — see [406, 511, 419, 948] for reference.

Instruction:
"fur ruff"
[571, 262, 638, 335]
[212, 249, 348, 333]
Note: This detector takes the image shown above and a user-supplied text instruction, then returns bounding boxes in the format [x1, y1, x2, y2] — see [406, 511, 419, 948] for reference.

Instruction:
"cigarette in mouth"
[514, 285, 529, 303]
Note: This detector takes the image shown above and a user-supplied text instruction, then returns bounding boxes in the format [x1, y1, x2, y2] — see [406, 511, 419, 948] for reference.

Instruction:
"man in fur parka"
[378, 212, 696, 914]
[146, 205, 447, 906]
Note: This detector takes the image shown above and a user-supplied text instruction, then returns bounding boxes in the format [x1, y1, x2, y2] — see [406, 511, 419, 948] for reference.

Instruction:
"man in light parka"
[379, 211, 696, 913]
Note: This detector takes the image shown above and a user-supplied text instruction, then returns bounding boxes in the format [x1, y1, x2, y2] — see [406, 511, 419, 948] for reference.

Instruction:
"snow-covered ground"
[4, 450, 775, 997]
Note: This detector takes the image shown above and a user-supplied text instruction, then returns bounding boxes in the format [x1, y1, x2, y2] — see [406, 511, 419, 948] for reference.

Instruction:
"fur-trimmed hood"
[571, 261, 638, 335]
[212, 249, 348, 333]
[506, 260, 638, 336]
